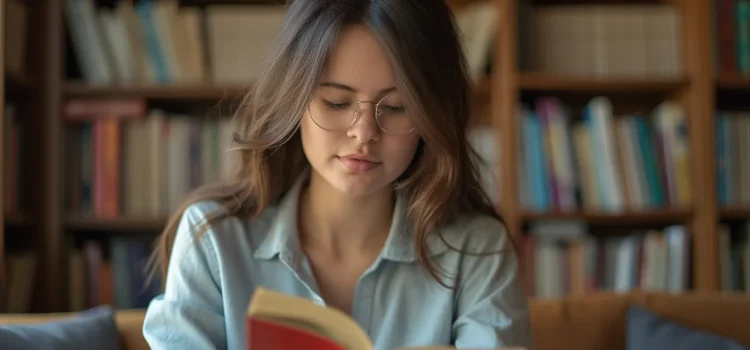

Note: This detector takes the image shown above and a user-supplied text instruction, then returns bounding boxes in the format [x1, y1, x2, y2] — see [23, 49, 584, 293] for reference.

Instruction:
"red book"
[246, 287, 371, 350]
[247, 318, 345, 350]
[245, 287, 522, 350]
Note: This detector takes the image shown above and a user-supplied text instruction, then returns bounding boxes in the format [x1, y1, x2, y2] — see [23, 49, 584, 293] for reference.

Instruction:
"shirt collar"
[252, 171, 449, 262]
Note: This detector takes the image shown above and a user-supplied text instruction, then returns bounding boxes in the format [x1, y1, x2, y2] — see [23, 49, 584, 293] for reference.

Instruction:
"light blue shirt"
[142, 173, 533, 350]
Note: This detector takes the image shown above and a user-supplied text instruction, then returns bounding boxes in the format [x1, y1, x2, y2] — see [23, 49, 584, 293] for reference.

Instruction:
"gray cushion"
[0, 305, 121, 350]
[627, 304, 750, 350]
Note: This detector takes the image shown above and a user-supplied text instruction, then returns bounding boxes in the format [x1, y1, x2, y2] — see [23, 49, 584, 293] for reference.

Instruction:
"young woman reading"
[142, 1, 533, 349]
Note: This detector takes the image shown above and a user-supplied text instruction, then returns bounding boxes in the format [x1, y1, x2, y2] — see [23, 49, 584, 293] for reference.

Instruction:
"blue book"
[136, 0, 170, 83]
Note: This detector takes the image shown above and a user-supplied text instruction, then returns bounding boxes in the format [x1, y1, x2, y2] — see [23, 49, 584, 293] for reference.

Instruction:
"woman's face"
[301, 24, 421, 198]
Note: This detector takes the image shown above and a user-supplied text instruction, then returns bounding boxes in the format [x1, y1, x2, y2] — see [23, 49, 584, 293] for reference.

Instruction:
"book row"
[522, 221, 690, 299]
[517, 97, 690, 213]
[64, 0, 495, 85]
[67, 237, 161, 311]
[717, 221, 750, 292]
[714, 0, 750, 75]
[1, 251, 36, 313]
[64, 103, 235, 218]
[716, 111, 750, 207]
[52, 96, 750, 222]
[520, 3, 682, 77]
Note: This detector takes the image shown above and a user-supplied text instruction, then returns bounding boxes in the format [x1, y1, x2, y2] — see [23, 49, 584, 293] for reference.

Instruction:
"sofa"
[530, 291, 750, 350]
[0, 291, 748, 350]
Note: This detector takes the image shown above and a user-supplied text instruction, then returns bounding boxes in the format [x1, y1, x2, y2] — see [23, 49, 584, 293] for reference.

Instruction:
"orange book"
[94, 118, 121, 217]
[246, 287, 527, 350]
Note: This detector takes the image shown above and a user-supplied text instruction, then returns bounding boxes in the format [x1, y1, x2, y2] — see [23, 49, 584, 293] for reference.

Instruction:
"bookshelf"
[496, 0, 719, 297]
[3, 0, 747, 312]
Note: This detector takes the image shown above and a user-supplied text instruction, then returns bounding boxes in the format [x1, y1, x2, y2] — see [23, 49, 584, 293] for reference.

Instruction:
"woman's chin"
[325, 172, 388, 198]
[331, 179, 381, 198]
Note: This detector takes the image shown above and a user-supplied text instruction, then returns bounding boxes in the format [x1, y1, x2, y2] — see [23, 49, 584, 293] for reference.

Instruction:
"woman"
[142, 0, 532, 349]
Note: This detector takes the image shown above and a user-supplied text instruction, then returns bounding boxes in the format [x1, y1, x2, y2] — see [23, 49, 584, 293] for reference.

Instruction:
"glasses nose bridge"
[354, 99, 378, 113]
[353, 100, 381, 121]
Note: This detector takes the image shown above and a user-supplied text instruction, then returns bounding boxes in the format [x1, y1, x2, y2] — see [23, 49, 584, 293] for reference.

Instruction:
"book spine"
[717, 0, 738, 73]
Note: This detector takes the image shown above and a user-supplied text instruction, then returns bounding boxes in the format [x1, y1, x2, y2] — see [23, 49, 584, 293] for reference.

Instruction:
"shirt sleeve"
[143, 204, 227, 350]
[452, 216, 534, 350]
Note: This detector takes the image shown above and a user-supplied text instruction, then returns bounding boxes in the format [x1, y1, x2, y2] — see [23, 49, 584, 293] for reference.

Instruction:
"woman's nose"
[347, 102, 381, 143]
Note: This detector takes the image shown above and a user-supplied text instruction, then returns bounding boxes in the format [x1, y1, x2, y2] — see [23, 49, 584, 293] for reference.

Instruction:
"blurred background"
[0, 0, 747, 336]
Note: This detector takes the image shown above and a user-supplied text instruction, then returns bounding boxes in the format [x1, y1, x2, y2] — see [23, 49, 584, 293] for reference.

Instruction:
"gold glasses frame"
[308, 89, 416, 135]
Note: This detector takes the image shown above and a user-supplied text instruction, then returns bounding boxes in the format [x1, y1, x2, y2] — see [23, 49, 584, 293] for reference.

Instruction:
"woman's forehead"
[321, 24, 398, 97]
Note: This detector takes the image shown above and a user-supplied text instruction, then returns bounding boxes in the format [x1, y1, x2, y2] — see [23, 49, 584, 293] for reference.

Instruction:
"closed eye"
[379, 105, 406, 113]
[323, 100, 350, 110]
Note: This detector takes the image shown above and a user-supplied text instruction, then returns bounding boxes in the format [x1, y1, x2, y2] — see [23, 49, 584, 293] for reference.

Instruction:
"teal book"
[736, 0, 750, 73]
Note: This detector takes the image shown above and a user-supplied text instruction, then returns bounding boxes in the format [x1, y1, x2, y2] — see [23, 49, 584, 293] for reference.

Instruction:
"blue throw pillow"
[627, 304, 750, 350]
[0, 305, 121, 350]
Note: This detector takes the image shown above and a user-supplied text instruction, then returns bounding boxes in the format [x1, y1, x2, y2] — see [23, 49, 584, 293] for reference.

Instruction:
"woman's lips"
[337, 156, 380, 172]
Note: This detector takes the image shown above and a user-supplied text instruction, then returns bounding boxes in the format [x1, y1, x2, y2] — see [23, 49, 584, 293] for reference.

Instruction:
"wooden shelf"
[5, 212, 32, 226]
[521, 209, 692, 225]
[5, 70, 32, 91]
[716, 74, 750, 91]
[64, 82, 248, 100]
[719, 207, 750, 220]
[519, 72, 689, 93]
[65, 216, 166, 232]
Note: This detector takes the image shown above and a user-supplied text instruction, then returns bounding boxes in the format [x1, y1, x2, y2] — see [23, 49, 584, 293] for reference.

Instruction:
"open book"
[246, 287, 527, 350]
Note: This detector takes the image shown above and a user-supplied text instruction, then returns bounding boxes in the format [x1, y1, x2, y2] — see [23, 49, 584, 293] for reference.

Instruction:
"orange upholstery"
[529, 292, 750, 350]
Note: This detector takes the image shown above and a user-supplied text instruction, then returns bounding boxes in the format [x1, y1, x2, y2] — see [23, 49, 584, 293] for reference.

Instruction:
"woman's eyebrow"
[319, 81, 397, 95]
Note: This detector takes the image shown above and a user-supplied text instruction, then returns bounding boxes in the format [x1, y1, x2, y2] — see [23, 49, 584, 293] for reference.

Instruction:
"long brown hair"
[148, 0, 504, 289]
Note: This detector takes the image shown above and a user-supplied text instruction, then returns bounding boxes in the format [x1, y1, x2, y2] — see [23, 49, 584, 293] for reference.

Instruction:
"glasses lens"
[376, 94, 414, 134]
[309, 88, 356, 130]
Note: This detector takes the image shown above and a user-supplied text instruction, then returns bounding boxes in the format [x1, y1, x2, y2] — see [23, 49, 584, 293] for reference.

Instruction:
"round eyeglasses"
[307, 87, 416, 135]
